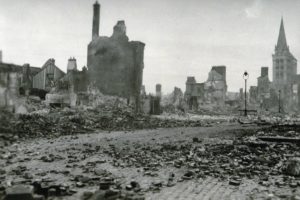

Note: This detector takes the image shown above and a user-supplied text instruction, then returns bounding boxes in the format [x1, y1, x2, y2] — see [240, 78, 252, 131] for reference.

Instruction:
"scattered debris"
[0, 105, 226, 147]
[285, 157, 300, 176]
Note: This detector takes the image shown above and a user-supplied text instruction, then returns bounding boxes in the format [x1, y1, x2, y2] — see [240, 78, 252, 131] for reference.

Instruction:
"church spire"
[276, 17, 288, 51]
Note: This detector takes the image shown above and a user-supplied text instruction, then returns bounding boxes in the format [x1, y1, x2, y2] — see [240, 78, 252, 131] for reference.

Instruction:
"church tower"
[272, 18, 297, 91]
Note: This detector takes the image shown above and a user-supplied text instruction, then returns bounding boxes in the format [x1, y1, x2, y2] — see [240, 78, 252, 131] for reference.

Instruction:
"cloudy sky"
[0, 0, 300, 94]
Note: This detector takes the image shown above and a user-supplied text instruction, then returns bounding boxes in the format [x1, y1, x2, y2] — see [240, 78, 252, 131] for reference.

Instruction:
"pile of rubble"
[0, 182, 146, 200]
[16, 108, 206, 134]
[1, 127, 300, 199]
[103, 132, 300, 189]
[0, 106, 217, 147]
[243, 114, 300, 126]
[160, 88, 186, 115]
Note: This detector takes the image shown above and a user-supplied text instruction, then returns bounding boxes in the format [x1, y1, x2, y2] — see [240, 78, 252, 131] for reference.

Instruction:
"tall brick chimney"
[92, 1, 100, 40]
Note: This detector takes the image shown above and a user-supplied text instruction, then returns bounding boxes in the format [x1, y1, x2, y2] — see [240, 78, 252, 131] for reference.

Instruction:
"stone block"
[5, 185, 34, 200]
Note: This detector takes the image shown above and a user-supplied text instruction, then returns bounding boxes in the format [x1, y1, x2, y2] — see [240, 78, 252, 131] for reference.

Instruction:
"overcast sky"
[0, 0, 300, 94]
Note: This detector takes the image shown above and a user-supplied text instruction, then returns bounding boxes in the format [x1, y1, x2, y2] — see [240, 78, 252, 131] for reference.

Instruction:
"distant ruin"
[185, 66, 227, 110]
[0, 60, 40, 108]
[0, 2, 145, 111]
[32, 59, 65, 92]
[87, 2, 145, 111]
[183, 18, 300, 114]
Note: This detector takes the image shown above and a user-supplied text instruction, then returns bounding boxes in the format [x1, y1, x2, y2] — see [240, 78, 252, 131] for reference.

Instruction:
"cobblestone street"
[3, 123, 298, 199]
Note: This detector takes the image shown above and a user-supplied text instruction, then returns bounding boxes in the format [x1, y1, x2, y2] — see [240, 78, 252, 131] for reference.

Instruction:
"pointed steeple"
[276, 17, 288, 51]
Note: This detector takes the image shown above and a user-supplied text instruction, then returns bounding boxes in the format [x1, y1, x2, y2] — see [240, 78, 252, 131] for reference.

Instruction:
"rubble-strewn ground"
[1, 119, 300, 199]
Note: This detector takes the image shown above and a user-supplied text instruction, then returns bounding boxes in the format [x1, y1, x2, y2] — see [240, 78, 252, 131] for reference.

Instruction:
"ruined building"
[225, 91, 240, 106]
[0, 58, 40, 107]
[0, 51, 76, 108]
[0, 51, 90, 108]
[185, 66, 227, 110]
[249, 86, 258, 104]
[59, 58, 89, 94]
[87, 1, 145, 111]
[32, 59, 65, 91]
[254, 67, 278, 111]
[171, 87, 184, 108]
[155, 84, 162, 98]
[291, 75, 300, 110]
[141, 85, 146, 96]
[257, 67, 271, 101]
[203, 66, 227, 106]
[249, 67, 269, 105]
[148, 84, 161, 115]
[67, 57, 77, 73]
[45, 57, 89, 107]
[160, 86, 185, 113]
[185, 77, 204, 109]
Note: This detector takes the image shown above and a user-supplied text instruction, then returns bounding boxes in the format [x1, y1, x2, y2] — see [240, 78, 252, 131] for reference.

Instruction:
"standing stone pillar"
[6, 72, 19, 110]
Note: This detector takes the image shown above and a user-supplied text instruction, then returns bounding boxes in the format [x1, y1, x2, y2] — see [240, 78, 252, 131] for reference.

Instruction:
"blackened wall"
[87, 21, 145, 106]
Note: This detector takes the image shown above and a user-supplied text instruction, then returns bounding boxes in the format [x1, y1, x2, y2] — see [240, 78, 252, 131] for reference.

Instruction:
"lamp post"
[278, 90, 281, 113]
[243, 71, 249, 116]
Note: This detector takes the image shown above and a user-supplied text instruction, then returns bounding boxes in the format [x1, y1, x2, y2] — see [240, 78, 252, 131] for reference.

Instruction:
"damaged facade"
[59, 58, 89, 94]
[249, 67, 278, 112]
[170, 87, 184, 109]
[87, 1, 145, 111]
[0, 60, 40, 108]
[148, 84, 162, 115]
[1, 2, 145, 111]
[257, 67, 271, 101]
[185, 77, 204, 110]
[183, 18, 299, 114]
[0, 64, 21, 107]
[0, 55, 89, 108]
[291, 75, 300, 110]
[204, 66, 227, 106]
[32, 59, 65, 91]
[185, 66, 227, 110]
[160, 86, 185, 114]
[46, 57, 89, 107]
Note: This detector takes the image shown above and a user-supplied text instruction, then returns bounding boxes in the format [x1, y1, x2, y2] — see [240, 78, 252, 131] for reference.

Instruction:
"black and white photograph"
[1, 0, 300, 199]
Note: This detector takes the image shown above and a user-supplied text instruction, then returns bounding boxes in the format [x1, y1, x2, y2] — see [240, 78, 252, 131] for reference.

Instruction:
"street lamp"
[278, 90, 281, 113]
[243, 71, 249, 116]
